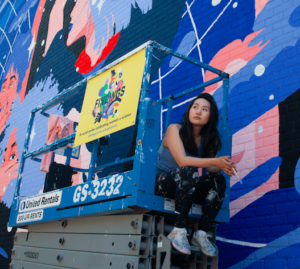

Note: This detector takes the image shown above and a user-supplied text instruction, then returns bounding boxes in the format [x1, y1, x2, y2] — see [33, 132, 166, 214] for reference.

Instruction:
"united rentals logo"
[21, 201, 26, 210]
[19, 190, 62, 213]
[92, 69, 125, 123]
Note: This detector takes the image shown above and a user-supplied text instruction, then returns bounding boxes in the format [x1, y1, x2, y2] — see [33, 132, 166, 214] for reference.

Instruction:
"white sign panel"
[17, 210, 44, 224]
[19, 190, 62, 213]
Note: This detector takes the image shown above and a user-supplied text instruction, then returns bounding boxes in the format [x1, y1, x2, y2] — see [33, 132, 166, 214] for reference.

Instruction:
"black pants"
[155, 167, 226, 232]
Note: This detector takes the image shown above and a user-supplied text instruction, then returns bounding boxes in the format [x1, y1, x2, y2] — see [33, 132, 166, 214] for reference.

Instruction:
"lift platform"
[9, 41, 232, 269]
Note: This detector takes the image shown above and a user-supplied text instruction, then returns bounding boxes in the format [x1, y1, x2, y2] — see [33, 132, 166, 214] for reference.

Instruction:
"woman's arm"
[206, 153, 221, 173]
[164, 124, 234, 175]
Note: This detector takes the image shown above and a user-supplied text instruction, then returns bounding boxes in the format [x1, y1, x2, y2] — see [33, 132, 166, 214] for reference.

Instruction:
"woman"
[155, 93, 235, 256]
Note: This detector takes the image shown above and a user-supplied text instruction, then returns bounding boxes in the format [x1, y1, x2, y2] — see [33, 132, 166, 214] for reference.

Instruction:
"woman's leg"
[155, 171, 177, 198]
[197, 173, 227, 232]
[191, 172, 226, 257]
[156, 170, 226, 230]
[173, 167, 203, 228]
[155, 167, 200, 255]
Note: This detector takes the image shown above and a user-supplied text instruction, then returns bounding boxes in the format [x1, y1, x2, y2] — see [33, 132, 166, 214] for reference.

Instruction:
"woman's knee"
[172, 166, 199, 181]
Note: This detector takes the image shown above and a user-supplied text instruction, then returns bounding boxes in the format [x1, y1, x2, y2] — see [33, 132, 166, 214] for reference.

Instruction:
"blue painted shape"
[289, 5, 300, 27]
[0, 247, 8, 258]
[149, 0, 255, 109]
[227, 239, 300, 269]
[218, 186, 300, 268]
[210, 0, 300, 133]
[68, 23, 73, 33]
[0, 0, 39, 86]
[230, 157, 282, 201]
[294, 158, 300, 194]
[99, 87, 105, 96]
[169, 31, 196, 67]
[1, 177, 17, 208]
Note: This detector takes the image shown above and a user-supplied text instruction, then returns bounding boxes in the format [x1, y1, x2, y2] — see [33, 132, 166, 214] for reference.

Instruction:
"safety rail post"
[165, 96, 174, 133]
[87, 139, 100, 181]
[140, 44, 153, 100]
[133, 45, 157, 192]
[222, 77, 229, 125]
[12, 111, 36, 206]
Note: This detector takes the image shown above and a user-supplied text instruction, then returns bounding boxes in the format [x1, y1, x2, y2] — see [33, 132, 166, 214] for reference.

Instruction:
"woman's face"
[189, 98, 211, 127]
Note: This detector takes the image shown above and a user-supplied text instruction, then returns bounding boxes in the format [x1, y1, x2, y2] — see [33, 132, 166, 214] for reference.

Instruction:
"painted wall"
[0, 0, 300, 268]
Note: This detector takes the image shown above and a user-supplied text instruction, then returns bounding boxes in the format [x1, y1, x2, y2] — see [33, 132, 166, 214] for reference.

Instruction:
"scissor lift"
[9, 41, 232, 269]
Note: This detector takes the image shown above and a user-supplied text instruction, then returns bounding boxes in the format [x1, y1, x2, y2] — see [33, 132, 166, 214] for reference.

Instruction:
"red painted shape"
[75, 32, 120, 74]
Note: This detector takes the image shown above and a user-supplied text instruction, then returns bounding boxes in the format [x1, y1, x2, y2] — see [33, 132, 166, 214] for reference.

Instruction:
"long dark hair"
[179, 93, 221, 158]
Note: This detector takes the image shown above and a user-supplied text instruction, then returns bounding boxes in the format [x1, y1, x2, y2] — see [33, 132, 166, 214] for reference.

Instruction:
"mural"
[0, 0, 300, 267]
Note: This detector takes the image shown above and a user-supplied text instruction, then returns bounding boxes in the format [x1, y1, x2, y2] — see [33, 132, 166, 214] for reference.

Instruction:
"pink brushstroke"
[230, 106, 279, 217]
[44, 0, 64, 56]
[204, 29, 269, 95]
[255, 0, 269, 18]
[19, 0, 47, 102]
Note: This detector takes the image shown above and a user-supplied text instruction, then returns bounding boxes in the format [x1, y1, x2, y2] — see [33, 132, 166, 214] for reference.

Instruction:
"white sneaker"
[191, 230, 218, 257]
[167, 228, 191, 255]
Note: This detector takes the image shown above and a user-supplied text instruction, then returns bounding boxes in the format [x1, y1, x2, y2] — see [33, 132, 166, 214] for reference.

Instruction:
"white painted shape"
[7, 224, 12, 232]
[216, 236, 266, 247]
[186, 2, 205, 78]
[269, 94, 274, 100]
[29, 121, 36, 148]
[258, 126, 263, 133]
[233, 2, 238, 8]
[41, 39, 45, 46]
[212, 0, 222, 6]
[28, 35, 36, 61]
[255, 64, 265, 76]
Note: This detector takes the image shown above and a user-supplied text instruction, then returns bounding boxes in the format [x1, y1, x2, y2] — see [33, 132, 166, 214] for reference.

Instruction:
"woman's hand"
[215, 156, 235, 176]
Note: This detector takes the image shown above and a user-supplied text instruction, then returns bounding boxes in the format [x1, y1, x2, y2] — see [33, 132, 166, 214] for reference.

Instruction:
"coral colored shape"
[44, 0, 64, 56]
[0, 65, 19, 134]
[75, 32, 120, 74]
[203, 29, 269, 94]
[255, 0, 269, 18]
[31, 0, 47, 39]
[232, 150, 245, 165]
[0, 128, 19, 198]
[230, 156, 282, 202]
[19, 0, 47, 103]
[255, 105, 279, 167]
[66, 0, 90, 46]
